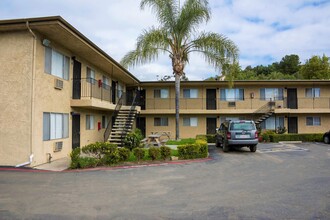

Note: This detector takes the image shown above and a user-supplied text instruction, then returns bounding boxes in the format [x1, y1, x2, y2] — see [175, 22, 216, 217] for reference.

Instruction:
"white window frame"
[260, 88, 284, 101]
[154, 89, 169, 98]
[87, 67, 95, 84]
[183, 89, 198, 98]
[86, 115, 95, 130]
[154, 117, 168, 126]
[44, 47, 69, 80]
[305, 88, 320, 98]
[183, 117, 198, 127]
[43, 113, 69, 141]
[306, 116, 321, 126]
[220, 89, 244, 101]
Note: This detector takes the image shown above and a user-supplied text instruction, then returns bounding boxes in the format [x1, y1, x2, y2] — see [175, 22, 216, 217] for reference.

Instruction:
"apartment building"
[137, 81, 330, 138]
[0, 17, 139, 166]
[1, 16, 329, 167]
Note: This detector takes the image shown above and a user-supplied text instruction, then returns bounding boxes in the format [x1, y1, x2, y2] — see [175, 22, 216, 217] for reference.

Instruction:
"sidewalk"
[34, 157, 70, 171]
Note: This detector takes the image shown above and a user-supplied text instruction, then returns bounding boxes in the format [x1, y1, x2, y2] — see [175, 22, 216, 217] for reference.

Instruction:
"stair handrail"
[104, 94, 124, 142]
[254, 100, 276, 114]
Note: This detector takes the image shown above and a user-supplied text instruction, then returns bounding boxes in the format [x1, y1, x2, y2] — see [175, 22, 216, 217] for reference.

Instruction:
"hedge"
[177, 139, 208, 159]
[196, 134, 215, 143]
[270, 133, 323, 143]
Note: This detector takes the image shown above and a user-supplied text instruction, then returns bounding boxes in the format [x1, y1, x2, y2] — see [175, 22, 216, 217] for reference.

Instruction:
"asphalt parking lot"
[0, 142, 330, 220]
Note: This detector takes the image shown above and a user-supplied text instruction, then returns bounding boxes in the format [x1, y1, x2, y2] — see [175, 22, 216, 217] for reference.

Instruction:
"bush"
[102, 150, 120, 165]
[70, 147, 81, 169]
[276, 126, 287, 134]
[81, 142, 117, 159]
[148, 147, 160, 161]
[124, 129, 143, 150]
[271, 133, 323, 143]
[195, 139, 208, 158]
[160, 146, 172, 160]
[78, 157, 99, 168]
[118, 147, 130, 161]
[177, 139, 209, 160]
[260, 130, 276, 142]
[196, 134, 215, 143]
[133, 148, 145, 161]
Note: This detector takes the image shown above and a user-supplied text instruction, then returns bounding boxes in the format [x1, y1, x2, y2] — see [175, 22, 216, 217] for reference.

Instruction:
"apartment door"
[287, 88, 298, 109]
[139, 89, 146, 110]
[72, 114, 80, 149]
[288, 117, 298, 133]
[72, 59, 81, 99]
[112, 81, 117, 104]
[206, 118, 217, 134]
[136, 117, 146, 137]
[206, 89, 217, 110]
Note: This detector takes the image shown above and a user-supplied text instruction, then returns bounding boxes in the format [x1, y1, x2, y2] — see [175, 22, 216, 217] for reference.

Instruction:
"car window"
[230, 122, 255, 130]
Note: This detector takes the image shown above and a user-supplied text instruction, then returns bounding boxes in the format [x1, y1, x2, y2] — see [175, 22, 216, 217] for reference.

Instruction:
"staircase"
[104, 91, 138, 147]
[108, 107, 137, 147]
[254, 101, 276, 125]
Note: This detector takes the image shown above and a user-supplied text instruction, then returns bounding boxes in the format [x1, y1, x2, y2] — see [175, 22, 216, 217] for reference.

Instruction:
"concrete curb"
[279, 141, 303, 144]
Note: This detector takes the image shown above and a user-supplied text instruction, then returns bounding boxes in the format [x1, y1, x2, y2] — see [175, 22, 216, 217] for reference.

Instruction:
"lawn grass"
[166, 138, 196, 145]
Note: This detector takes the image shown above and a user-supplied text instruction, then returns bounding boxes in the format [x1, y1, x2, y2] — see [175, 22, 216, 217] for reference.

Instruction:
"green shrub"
[70, 147, 81, 169]
[276, 126, 287, 134]
[78, 157, 99, 169]
[196, 135, 215, 143]
[160, 146, 171, 160]
[133, 148, 145, 161]
[124, 129, 143, 150]
[166, 138, 196, 145]
[81, 142, 117, 159]
[271, 133, 323, 142]
[148, 147, 160, 161]
[177, 142, 209, 160]
[102, 150, 120, 165]
[118, 147, 130, 161]
[260, 130, 276, 142]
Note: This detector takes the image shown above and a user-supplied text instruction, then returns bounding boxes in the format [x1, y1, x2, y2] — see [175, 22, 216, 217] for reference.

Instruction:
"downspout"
[16, 21, 36, 167]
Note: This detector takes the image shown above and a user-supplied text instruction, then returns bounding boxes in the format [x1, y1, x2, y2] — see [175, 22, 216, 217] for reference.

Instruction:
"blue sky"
[1, 0, 329, 81]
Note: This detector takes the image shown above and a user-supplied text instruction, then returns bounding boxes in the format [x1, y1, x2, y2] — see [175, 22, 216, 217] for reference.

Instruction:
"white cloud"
[0, 0, 329, 80]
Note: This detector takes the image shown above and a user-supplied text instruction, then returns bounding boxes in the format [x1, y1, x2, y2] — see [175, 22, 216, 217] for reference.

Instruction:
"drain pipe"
[15, 21, 36, 167]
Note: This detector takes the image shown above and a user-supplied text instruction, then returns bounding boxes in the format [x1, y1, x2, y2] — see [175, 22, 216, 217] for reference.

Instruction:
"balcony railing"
[72, 78, 125, 104]
[142, 97, 330, 110]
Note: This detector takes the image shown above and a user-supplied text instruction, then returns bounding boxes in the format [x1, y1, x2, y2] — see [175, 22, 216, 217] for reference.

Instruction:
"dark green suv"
[215, 120, 259, 152]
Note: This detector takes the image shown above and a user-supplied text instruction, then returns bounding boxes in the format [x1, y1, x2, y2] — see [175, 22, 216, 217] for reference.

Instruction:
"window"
[305, 88, 320, 98]
[44, 47, 69, 80]
[306, 117, 321, 126]
[86, 115, 95, 130]
[102, 116, 108, 129]
[117, 83, 123, 98]
[260, 88, 284, 100]
[183, 89, 198, 98]
[154, 89, 169, 98]
[260, 116, 284, 130]
[43, 113, 69, 141]
[220, 89, 244, 101]
[183, 117, 198, 126]
[154, 117, 168, 126]
[87, 67, 95, 84]
[102, 76, 110, 90]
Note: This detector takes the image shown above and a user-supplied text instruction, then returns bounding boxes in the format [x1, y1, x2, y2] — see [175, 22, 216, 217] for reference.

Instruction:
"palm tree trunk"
[175, 73, 180, 140]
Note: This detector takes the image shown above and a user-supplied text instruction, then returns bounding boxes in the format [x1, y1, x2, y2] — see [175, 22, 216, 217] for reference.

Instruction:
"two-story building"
[1, 16, 330, 167]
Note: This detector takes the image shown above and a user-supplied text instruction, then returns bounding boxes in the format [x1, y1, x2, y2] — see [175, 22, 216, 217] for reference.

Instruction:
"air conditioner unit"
[54, 79, 64, 90]
[228, 102, 236, 107]
[54, 141, 63, 152]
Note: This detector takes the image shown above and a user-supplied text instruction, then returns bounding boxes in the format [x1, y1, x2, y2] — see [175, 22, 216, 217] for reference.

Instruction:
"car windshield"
[230, 122, 255, 131]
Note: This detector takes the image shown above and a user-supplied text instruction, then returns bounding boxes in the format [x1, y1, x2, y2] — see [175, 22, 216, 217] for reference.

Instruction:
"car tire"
[223, 142, 229, 152]
[250, 145, 257, 152]
[324, 136, 330, 144]
[216, 140, 220, 148]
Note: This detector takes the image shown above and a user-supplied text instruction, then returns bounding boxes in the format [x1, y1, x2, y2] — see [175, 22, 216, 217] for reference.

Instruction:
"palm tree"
[121, 0, 239, 140]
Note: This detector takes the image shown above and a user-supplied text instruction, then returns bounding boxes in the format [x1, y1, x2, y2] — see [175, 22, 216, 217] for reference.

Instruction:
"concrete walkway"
[34, 157, 70, 171]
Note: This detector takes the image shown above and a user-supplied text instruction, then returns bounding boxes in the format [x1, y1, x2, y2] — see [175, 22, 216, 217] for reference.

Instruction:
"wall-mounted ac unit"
[228, 102, 236, 107]
[54, 141, 63, 152]
[54, 79, 64, 90]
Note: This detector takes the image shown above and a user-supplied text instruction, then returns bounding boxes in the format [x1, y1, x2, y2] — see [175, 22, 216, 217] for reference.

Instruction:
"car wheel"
[223, 142, 229, 152]
[324, 136, 330, 144]
[250, 145, 257, 152]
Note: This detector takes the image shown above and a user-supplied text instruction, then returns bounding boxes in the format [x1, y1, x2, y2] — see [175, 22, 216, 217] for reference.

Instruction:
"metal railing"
[142, 97, 330, 110]
[72, 78, 124, 104]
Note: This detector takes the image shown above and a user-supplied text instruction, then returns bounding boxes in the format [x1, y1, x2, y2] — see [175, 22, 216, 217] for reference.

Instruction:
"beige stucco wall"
[0, 31, 33, 166]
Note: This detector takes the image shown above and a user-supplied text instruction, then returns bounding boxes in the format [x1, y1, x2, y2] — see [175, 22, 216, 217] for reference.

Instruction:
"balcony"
[141, 97, 330, 114]
[71, 78, 125, 110]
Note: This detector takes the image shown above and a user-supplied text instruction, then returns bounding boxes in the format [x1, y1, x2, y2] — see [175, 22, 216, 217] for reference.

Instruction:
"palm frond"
[120, 27, 171, 68]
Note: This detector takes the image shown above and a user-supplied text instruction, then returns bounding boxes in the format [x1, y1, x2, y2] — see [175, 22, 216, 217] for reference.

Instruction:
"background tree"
[299, 55, 330, 79]
[121, 0, 239, 139]
[278, 54, 300, 75]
